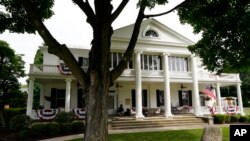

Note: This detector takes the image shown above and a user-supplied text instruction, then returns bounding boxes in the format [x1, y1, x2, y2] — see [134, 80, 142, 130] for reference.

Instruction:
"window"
[109, 52, 133, 69]
[156, 90, 164, 107]
[77, 89, 86, 108]
[131, 89, 148, 107]
[169, 56, 189, 72]
[51, 88, 65, 108]
[145, 29, 159, 37]
[141, 54, 162, 70]
[178, 90, 192, 106]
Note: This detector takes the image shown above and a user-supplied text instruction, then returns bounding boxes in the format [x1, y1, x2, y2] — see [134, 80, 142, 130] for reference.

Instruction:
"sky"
[0, 0, 201, 85]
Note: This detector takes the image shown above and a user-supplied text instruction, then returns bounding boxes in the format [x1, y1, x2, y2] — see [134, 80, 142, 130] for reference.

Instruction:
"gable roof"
[112, 18, 195, 46]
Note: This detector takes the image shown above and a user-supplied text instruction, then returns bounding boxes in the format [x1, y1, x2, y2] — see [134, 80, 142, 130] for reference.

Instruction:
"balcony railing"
[29, 64, 239, 82]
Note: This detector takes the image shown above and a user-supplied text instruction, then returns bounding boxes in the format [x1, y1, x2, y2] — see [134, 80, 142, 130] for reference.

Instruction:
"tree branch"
[110, 6, 146, 82]
[22, 0, 88, 88]
[111, 0, 129, 23]
[72, 0, 96, 27]
[144, 0, 187, 18]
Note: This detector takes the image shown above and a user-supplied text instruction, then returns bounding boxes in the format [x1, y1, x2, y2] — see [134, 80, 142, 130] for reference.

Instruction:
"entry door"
[108, 92, 117, 114]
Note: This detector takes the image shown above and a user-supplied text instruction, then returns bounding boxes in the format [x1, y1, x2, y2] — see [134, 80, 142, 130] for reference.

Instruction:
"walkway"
[38, 124, 229, 141]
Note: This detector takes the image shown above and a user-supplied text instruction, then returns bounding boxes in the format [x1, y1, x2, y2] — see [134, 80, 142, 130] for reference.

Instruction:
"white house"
[26, 18, 245, 119]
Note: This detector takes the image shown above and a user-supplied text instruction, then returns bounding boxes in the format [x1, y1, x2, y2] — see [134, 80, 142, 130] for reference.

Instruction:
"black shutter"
[78, 57, 83, 67]
[156, 90, 160, 107]
[77, 89, 83, 108]
[188, 90, 192, 106]
[142, 89, 147, 107]
[132, 89, 136, 107]
[178, 90, 183, 106]
[51, 88, 57, 108]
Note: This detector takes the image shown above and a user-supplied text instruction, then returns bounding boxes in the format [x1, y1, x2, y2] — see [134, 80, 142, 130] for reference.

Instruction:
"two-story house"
[26, 18, 245, 119]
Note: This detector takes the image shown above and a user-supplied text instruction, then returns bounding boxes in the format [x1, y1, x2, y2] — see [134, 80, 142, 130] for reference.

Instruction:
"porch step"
[110, 115, 209, 130]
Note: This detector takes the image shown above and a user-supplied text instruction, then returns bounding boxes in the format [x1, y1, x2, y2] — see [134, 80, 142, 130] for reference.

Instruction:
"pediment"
[112, 18, 194, 45]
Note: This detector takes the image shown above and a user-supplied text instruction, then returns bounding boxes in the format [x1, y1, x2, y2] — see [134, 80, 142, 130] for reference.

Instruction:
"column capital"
[162, 52, 170, 56]
[29, 77, 35, 81]
[65, 78, 72, 82]
[134, 50, 142, 54]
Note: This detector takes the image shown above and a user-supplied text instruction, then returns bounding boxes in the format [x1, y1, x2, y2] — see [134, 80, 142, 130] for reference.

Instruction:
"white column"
[191, 56, 202, 116]
[135, 51, 144, 119]
[65, 79, 72, 112]
[237, 83, 245, 115]
[162, 53, 173, 117]
[216, 82, 223, 114]
[26, 78, 35, 116]
[39, 85, 44, 108]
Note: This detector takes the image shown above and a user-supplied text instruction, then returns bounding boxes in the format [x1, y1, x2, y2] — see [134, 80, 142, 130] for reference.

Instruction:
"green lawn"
[69, 127, 229, 141]
[244, 107, 250, 115]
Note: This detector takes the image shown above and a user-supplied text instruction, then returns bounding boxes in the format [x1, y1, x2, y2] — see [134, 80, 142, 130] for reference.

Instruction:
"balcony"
[29, 64, 240, 83]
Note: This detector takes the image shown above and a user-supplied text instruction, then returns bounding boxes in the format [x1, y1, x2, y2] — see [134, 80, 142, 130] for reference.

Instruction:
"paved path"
[38, 124, 230, 141]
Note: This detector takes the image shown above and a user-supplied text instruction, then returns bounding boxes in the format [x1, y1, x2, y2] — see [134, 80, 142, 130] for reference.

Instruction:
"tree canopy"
[0, 40, 25, 126]
[177, 0, 250, 73]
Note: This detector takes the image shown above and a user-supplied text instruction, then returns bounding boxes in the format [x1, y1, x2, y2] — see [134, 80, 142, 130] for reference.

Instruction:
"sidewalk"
[38, 124, 230, 141]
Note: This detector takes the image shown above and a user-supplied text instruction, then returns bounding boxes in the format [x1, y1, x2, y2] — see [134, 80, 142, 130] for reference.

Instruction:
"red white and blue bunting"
[36, 109, 60, 120]
[224, 106, 238, 115]
[57, 63, 72, 75]
[73, 108, 86, 119]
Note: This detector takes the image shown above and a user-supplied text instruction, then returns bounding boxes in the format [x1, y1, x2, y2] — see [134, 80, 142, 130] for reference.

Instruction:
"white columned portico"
[236, 83, 245, 115]
[162, 53, 173, 117]
[191, 56, 202, 116]
[216, 81, 223, 114]
[135, 51, 144, 119]
[65, 79, 72, 112]
[26, 78, 35, 116]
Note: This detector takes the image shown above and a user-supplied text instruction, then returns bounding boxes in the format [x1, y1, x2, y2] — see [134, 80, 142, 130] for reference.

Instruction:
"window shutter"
[178, 90, 183, 106]
[51, 88, 57, 108]
[131, 89, 136, 107]
[188, 90, 192, 106]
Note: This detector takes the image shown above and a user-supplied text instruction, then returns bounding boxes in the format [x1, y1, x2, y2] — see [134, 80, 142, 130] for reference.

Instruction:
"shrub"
[213, 114, 225, 124]
[54, 111, 74, 124]
[72, 121, 85, 133]
[19, 129, 30, 139]
[238, 116, 248, 123]
[224, 115, 231, 123]
[230, 115, 240, 123]
[60, 123, 73, 134]
[45, 122, 60, 137]
[30, 123, 46, 137]
[9, 114, 32, 131]
[3, 108, 26, 127]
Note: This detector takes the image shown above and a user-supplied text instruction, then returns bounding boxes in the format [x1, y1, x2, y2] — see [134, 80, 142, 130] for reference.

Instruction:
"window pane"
[153, 56, 158, 70]
[118, 53, 122, 66]
[109, 52, 112, 68]
[149, 55, 153, 70]
[128, 57, 133, 69]
[113, 53, 117, 67]
[144, 55, 148, 70]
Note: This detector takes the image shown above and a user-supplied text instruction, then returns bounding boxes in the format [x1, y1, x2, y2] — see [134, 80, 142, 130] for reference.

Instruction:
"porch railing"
[29, 64, 239, 82]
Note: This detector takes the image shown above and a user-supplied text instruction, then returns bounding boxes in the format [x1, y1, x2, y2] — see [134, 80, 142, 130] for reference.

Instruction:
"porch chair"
[154, 107, 161, 116]
[130, 108, 136, 116]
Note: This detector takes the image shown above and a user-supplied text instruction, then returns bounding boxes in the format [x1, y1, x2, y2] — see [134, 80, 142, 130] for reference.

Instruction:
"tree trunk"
[84, 7, 112, 139]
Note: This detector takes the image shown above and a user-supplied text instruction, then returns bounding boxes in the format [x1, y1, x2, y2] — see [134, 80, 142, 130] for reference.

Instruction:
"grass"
[244, 107, 250, 115]
[69, 127, 229, 141]
[68, 107, 250, 141]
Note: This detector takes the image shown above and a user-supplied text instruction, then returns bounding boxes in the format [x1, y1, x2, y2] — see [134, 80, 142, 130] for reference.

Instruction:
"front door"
[108, 91, 117, 114]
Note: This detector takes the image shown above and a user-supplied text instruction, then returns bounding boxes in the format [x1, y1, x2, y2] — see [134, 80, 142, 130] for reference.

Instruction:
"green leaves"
[137, 0, 168, 9]
[0, 0, 54, 33]
[177, 0, 250, 73]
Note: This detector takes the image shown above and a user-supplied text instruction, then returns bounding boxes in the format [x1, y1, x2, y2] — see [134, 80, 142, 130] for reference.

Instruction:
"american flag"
[202, 86, 216, 100]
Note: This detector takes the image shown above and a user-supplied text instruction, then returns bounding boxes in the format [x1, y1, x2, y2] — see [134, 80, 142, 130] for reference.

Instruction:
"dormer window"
[144, 29, 159, 37]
